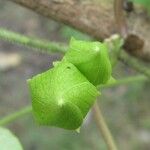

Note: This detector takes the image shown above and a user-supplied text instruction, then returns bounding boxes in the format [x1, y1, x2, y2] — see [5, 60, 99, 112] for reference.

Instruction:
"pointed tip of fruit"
[27, 79, 31, 83]
[108, 76, 116, 84]
[75, 127, 80, 133]
[53, 61, 60, 67]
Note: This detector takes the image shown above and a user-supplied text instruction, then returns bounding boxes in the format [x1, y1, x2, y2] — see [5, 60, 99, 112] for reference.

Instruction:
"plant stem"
[0, 28, 150, 79]
[0, 106, 32, 126]
[119, 51, 150, 78]
[93, 102, 118, 150]
[114, 0, 128, 37]
[0, 28, 67, 54]
[0, 75, 147, 126]
[99, 75, 147, 89]
[94, 74, 148, 149]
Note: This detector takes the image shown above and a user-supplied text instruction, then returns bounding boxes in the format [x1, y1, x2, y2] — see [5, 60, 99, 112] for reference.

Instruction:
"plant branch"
[0, 28, 149, 79]
[99, 75, 148, 89]
[0, 106, 32, 126]
[0, 28, 66, 53]
[114, 0, 128, 37]
[8, 0, 115, 41]
[119, 51, 150, 78]
[93, 102, 118, 150]
[7, 0, 150, 62]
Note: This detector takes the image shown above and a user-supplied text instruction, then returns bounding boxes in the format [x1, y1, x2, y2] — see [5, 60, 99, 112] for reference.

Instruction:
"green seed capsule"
[64, 38, 112, 86]
[28, 61, 99, 130]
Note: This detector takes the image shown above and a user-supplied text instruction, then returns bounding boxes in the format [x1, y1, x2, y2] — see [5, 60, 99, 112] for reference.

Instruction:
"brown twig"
[7, 0, 150, 62]
[114, 0, 128, 37]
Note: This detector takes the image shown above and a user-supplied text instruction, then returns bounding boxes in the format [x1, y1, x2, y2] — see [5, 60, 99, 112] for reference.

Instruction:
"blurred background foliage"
[0, 0, 150, 150]
[130, 0, 150, 13]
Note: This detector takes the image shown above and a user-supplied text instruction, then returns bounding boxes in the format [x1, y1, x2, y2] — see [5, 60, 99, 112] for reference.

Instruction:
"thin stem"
[119, 52, 150, 78]
[93, 102, 118, 150]
[0, 28, 67, 54]
[0, 28, 150, 79]
[99, 75, 147, 89]
[93, 74, 148, 149]
[114, 0, 128, 37]
[0, 75, 147, 126]
[0, 106, 32, 126]
[1, 28, 149, 79]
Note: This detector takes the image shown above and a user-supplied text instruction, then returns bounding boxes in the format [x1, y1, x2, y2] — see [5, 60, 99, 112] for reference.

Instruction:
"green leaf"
[0, 127, 23, 150]
[28, 60, 99, 130]
[64, 38, 112, 86]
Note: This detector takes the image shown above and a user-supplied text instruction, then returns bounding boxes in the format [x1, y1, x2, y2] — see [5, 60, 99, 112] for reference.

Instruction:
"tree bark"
[8, 0, 150, 62]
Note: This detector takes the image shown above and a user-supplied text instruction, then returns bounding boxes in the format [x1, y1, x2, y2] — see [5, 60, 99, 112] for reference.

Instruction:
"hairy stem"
[0, 28, 149, 79]
[93, 102, 118, 150]
[0, 28, 66, 53]
[100, 75, 147, 89]
[119, 52, 150, 78]
[0, 106, 32, 126]
[0, 75, 147, 126]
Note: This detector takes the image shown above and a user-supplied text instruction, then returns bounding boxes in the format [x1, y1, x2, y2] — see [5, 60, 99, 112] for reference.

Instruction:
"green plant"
[0, 28, 149, 150]
[28, 38, 112, 130]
